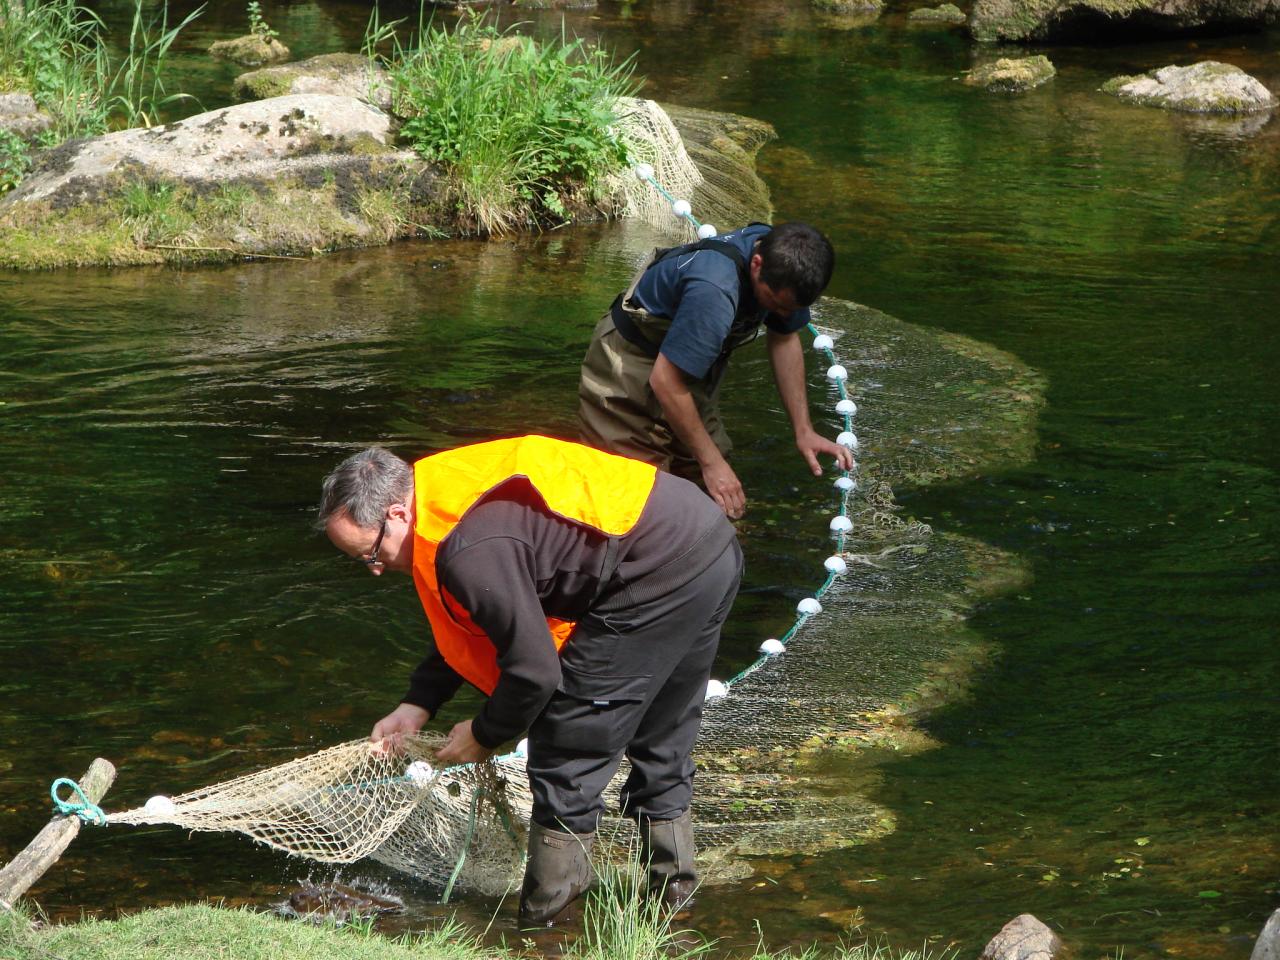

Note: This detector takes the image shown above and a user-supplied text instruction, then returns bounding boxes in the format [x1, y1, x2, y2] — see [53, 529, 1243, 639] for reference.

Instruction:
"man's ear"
[388, 500, 413, 523]
[749, 252, 763, 281]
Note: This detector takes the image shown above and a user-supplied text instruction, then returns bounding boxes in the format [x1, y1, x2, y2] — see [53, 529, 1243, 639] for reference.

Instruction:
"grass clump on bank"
[0, 0, 200, 146]
[375, 11, 637, 234]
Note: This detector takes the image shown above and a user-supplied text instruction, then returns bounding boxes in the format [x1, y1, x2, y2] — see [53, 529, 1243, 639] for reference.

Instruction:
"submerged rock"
[812, 0, 885, 14]
[0, 92, 52, 143]
[980, 914, 1064, 959]
[970, 0, 1280, 41]
[234, 53, 392, 110]
[210, 34, 291, 68]
[964, 56, 1056, 92]
[1102, 61, 1276, 113]
[909, 3, 969, 19]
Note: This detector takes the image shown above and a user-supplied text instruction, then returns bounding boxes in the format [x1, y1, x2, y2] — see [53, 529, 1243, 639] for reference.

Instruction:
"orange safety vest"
[411, 435, 658, 695]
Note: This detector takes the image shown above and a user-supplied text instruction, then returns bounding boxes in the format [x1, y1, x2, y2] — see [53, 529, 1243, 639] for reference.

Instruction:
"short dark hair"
[757, 222, 835, 307]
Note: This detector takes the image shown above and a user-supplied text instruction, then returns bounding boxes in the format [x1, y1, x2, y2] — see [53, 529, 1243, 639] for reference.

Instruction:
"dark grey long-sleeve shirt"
[402, 471, 735, 748]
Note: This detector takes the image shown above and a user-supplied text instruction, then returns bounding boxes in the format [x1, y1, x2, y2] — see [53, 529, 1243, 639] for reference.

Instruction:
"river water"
[1, 2, 1277, 958]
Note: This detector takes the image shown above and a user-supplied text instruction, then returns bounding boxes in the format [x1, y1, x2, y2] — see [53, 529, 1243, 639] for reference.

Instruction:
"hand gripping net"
[107, 734, 530, 894]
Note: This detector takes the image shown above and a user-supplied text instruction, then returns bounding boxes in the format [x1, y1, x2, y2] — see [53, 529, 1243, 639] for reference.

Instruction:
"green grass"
[376, 10, 638, 235]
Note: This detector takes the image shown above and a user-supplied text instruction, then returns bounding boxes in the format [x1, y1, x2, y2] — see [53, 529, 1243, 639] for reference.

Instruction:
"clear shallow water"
[2, 2, 1279, 957]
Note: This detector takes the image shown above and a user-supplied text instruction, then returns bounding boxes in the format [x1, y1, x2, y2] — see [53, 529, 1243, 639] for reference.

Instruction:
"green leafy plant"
[246, 1, 278, 41]
[375, 10, 637, 233]
[0, 128, 31, 192]
[106, 0, 204, 129]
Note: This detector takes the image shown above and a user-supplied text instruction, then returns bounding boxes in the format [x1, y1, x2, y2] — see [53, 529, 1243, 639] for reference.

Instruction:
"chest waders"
[577, 239, 767, 484]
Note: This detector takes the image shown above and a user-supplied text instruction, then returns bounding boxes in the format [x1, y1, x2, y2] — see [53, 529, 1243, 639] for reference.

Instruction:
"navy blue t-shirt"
[630, 224, 812, 380]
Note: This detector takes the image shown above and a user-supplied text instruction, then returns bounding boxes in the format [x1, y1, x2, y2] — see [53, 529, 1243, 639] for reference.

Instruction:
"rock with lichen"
[980, 914, 1065, 960]
[971, 0, 1280, 41]
[1101, 61, 1276, 113]
[909, 3, 968, 19]
[964, 56, 1056, 92]
[234, 54, 392, 110]
[0, 91, 52, 142]
[210, 34, 291, 68]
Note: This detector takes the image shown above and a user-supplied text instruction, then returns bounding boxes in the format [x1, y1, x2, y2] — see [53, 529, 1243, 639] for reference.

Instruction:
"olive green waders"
[578, 248, 761, 485]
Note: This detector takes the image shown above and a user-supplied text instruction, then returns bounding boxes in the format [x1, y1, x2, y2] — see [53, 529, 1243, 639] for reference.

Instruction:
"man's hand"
[796, 428, 855, 477]
[370, 702, 429, 756]
[701, 456, 746, 519]
[435, 719, 494, 766]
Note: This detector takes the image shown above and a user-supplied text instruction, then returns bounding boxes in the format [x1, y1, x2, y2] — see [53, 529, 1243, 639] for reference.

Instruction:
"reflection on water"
[2, 2, 1279, 958]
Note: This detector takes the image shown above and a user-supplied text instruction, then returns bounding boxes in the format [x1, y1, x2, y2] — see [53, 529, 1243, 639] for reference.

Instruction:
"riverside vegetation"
[0, 861, 950, 960]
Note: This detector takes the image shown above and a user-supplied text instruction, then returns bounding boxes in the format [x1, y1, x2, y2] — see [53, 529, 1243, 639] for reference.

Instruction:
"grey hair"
[315, 446, 413, 532]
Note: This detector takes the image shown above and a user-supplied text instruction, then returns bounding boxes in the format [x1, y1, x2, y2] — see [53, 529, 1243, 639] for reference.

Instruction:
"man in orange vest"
[318, 435, 742, 925]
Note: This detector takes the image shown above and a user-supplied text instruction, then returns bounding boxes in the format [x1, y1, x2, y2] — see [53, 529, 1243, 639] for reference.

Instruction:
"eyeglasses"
[363, 519, 389, 569]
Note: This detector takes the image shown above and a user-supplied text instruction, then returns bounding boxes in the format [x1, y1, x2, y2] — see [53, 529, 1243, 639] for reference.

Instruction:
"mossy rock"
[234, 53, 392, 110]
[1101, 61, 1276, 113]
[209, 34, 292, 68]
[909, 3, 968, 19]
[812, 0, 884, 13]
[963, 55, 1056, 92]
[971, 0, 1280, 41]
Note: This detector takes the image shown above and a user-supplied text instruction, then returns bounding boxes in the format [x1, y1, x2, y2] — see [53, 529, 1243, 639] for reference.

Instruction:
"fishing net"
[102, 297, 1043, 896]
[608, 98, 774, 236]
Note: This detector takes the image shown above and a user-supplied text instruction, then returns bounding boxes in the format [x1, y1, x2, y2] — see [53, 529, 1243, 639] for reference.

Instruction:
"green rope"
[440, 786, 482, 905]
[51, 777, 106, 826]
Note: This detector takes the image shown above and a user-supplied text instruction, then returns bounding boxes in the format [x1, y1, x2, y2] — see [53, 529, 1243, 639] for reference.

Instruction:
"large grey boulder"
[980, 914, 1064, 960]
[6, 94, 396, 207]
[1254, 908, 1280, 960]
[0, 92, 53, 142]
[1102, 61, 1276, 113]
[234, 54, 392, 111]
[964, 56, 1056, 92]
[970, 0, 1280, 41]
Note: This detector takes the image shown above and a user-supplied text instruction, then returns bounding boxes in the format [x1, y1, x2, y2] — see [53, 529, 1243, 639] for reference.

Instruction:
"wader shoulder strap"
[610, 238, 753, 359]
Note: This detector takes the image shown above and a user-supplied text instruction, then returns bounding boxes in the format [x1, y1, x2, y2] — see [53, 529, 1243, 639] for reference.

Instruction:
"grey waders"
[639, 810, 697, 913]
[518, 823, 595, 926]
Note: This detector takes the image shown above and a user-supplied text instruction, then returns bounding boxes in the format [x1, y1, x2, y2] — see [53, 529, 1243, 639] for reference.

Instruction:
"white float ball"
[515, 738, 529, 759]
[759, 638, 785, 656]
[812, 334, 834, 352]
[696, 223, 718, 239]
[144, 795, 176, 816]
[405, 760, 435, 785]
[824, 555, 848, 574]
[836, 399, 857, 416]
[704, 679, 728, 701]
[836, 431, 859, 449]
[830, 515, 853, 533]
[834, 475, 856, 492]
[672, 199, 692, 217]
[797, 597, 822, 616]
[633, 163, 655, 180]
[826, 364, 848, 381]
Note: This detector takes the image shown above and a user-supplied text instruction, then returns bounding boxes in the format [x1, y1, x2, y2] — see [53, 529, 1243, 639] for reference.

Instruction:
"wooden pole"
[0, 758, 117, 911]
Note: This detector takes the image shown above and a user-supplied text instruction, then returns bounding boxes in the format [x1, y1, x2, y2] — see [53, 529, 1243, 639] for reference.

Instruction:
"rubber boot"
[518, 823, 595, 927]
[639, 810, 697, 914]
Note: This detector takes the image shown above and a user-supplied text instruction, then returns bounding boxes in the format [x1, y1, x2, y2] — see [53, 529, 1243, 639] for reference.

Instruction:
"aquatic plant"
[106, 0, 204, 130]
[246, 1, 278, 42]
[0, 128, 30, 192]
[375, 10, 637, 234]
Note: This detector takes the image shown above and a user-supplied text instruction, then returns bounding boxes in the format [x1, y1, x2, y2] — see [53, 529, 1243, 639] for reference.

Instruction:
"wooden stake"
[0, 759, 117, 911]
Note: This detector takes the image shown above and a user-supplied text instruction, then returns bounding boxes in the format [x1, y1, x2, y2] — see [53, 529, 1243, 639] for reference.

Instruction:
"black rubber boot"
[518, 823, 595, 927]
[639, 810, 697, 914]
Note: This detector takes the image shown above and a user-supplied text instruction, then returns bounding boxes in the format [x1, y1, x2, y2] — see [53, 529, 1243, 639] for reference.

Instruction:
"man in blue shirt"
[578, 222, 853, 518]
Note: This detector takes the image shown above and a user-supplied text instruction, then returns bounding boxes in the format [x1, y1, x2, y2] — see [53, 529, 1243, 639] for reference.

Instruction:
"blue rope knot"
[51, 777, 107, 826]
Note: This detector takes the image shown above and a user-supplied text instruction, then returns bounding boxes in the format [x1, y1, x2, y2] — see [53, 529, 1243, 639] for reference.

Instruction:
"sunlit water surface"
[1, 2, 1278, 958]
